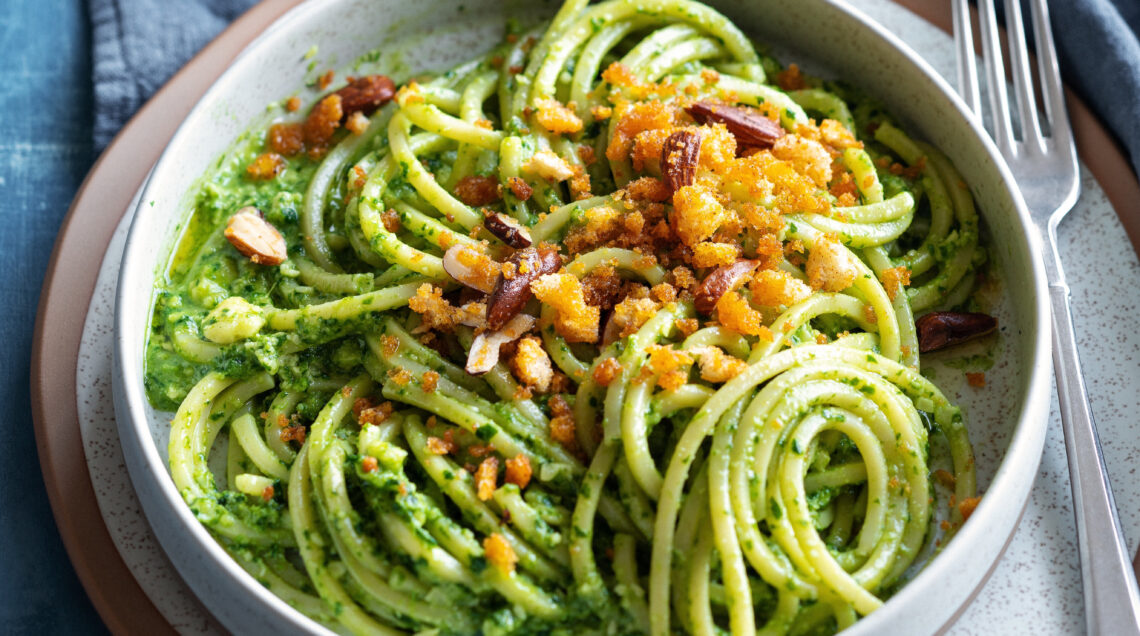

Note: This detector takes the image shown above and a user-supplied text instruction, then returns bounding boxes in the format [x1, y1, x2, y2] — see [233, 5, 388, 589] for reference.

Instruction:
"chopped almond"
[523, 150, 575, 182]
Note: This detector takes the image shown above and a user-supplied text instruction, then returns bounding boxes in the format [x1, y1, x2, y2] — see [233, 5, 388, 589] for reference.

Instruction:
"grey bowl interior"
[112, 0, 1052, 633]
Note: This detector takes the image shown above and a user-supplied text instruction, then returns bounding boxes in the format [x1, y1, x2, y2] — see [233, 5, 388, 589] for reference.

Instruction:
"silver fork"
[953, 0, 1140, 632]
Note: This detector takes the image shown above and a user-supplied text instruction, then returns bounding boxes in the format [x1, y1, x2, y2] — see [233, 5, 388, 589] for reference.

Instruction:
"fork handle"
[1050, 280, 1140, 634]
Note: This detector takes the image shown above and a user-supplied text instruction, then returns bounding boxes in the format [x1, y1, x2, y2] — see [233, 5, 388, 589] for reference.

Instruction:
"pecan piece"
[486, 246, 562, 329]
[661, 130, 702, 195]
[694, 259, 761, 314]
[225, 207, 287, 265]
[915, 311, 998, 353]
[685, 101, 785, 149]
[484, 212, 533, 248]
[335, 75, 397, 118]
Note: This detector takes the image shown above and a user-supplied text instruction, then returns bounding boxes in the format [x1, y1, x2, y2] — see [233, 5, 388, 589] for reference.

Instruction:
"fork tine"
[1004, 0, 1044, 152]
[977, 0, 1015, 151]
[952, 0, 982, 119]
[1029, 0, 1076, 154]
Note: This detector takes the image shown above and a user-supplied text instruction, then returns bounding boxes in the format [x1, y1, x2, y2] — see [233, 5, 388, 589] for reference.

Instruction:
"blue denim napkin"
[90, 0, 257, 149]
[1050, 0, 1140, 175]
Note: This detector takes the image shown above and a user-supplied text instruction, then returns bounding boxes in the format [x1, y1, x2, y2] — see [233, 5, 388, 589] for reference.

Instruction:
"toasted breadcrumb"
[591, 357, 622, 386]
[285, 96, 301, 112]
[408, 284, 460, 332]
[881, 265, 912, 301]
[483, 532, 517, 574]
[671, 185, 731, 246]
[674, 317, 699, 337]
[507, 176, 533, 201]
[535, 98, 584, 134]
[715, 292, 772, 340]
[958, 496, 981, 521]
[454, 175, 501, 206]
[345, 111, 370, 135]
[510, 336, 553, 392]
[776, 63, 806, 91]
[806, 236, 859, 292]
[691, 346, 748, 383]
[475, 456, 500, 501]
[387, 367, 413, 386]
[933, 469, 957, 489]
[246, 152, 286, 180]
[361, 456, 379, 474]
[691, 241, 742, 268]
[358, 401, 394, 427]
[421, 370, 440, 393]
[427, 430, 458, 455]
[504, 455, 532, 490]
[531, 274, 600, 343]
[548, 395, 578, 451]
[751, 269, 812, 308]
[268, 123, 304, 156]
[608, 296, 660, 341]
[965, 372, 986, 388]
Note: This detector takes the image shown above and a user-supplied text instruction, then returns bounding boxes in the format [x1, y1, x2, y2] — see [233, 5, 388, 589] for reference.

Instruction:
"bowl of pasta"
[113, 0, 1051, 634]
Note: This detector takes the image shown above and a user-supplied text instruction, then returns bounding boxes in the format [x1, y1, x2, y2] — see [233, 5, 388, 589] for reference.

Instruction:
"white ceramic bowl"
[113, 0, 1052, 633]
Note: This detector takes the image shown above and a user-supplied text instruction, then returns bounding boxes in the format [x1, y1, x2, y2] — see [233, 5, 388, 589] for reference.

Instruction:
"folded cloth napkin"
[90, 0, 256, 149]
[90, 0, 1140, 175]
[1048, 0, 1140, 176]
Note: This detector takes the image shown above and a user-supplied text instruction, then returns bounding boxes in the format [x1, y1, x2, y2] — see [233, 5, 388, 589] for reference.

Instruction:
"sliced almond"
[694, 259, 761, 314]
[224, 207, 287, 266]
[661, 130, 702, 195]
[442, 244, 499, 293]
[466, 313, 536, 375]
[484, 212, 533, 249]
[685, 101, 785, 149]
[523, 150, 575, 182]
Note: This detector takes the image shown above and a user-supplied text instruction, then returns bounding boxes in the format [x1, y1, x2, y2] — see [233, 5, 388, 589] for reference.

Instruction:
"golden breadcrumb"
[531, 273, 600, 343]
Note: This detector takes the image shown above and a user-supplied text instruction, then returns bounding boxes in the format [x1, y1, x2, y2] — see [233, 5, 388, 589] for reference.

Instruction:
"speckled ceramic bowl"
[113, 0, 1052, 633]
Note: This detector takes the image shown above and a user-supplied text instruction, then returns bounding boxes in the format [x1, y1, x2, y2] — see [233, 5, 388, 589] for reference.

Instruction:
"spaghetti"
[145, 1, 984, 633]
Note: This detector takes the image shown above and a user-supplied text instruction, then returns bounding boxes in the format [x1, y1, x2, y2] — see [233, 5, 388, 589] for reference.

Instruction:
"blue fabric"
[1049, 0, 1140, 176]
[90, 0, 257, 149]
[0, 0, 103, 633]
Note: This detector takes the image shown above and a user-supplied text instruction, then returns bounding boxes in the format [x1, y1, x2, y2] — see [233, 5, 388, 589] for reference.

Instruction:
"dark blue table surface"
[1, 0, 107, 633]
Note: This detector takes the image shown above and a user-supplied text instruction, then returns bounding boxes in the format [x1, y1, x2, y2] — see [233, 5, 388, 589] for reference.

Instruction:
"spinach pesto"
[146, 0, 995, 634]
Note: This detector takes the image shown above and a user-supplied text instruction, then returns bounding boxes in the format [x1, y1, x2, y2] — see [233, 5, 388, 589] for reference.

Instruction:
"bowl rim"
[112, 0, 1052, 633]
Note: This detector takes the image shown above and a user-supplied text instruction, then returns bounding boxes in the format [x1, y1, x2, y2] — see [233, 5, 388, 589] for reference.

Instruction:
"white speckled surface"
[74, 0, 1140, 633]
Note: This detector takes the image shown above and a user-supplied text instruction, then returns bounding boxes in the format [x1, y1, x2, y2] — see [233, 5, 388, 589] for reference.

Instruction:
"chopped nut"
[523, 150, 575, 182]
[334, 74, 397, 118]
[224, 208, 287, 265]
[484, 212, 533, 248]
[510, 335, 553, 392]
[661, 130, 702, 195]
[915, 312, 998, 353]
[694, 259, 761, 314]
[685, 101, 785, 149]
[486, 246, 562, 330]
